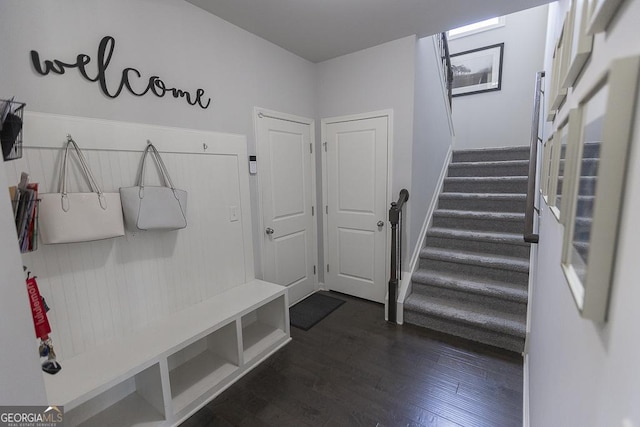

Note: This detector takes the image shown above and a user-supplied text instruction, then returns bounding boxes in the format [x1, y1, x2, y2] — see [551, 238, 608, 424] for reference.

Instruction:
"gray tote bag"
[119, 143, 187, 232]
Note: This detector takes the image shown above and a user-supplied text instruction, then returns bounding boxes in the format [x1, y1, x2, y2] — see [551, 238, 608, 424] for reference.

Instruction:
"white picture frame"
[560, 56, 640, 322]
[540, 134, 554, 202]
[549, 117, 570, 221]
[587, 0, 627, 34]
[562, 0, 594, 88]
[550, 13, 571, 112]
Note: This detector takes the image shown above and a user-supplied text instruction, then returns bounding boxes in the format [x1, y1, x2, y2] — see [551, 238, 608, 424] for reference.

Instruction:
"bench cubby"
[68, 363, 165, 427]
[168, 320, 239, 415]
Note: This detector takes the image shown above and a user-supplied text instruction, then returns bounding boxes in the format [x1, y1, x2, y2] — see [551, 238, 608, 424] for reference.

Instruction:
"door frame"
[253, 107, 319, 299]
[320, 109, 394, 298]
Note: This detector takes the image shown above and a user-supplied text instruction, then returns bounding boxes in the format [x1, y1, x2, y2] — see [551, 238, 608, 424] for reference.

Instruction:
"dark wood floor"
[181, 292, 523, 427]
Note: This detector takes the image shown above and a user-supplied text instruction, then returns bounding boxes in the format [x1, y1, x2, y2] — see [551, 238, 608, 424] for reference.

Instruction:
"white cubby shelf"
[44, 280, 290, 427]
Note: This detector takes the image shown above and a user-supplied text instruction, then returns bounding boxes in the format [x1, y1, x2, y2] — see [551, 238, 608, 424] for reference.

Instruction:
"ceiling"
[185, 0, 552, 63]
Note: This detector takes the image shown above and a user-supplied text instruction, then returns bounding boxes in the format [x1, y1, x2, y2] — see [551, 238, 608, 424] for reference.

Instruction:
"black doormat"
[290, 292, 345, 331]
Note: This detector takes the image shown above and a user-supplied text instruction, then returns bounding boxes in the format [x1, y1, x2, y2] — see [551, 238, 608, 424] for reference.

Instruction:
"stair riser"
[411, 282, 527, 316]
[432, 215, 524, 233]
[437, 196, 526, 213]
[418, 257, 529, 285]
[443, 179, 528, 194]
[425, 236, 531, 259]
[447, 163, 529, 177]
[452, 149, 530, 163]
[403, 310, 524, 353]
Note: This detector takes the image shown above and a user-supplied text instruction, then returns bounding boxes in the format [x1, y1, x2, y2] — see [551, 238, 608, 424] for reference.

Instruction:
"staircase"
[404, 146, 531, 353]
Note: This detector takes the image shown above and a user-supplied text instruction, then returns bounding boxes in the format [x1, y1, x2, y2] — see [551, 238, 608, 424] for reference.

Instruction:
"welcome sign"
[30, 36, 212, 109]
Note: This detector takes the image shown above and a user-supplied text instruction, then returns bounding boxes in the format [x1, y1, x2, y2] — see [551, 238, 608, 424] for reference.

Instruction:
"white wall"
[529, 1, 640, 426]
[449, 5, 548, 150]
[409, 36, 455, 258]
[0, 0, 316, 279]
[316, 36, 417, 272]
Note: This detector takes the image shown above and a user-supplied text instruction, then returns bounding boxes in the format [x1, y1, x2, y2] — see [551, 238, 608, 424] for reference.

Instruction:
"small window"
[448, 17, 505, 39]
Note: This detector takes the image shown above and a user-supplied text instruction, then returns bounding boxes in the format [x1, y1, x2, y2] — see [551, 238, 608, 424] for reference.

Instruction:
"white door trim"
[320, 109, 394, 300]
[253, 107, 319, 297]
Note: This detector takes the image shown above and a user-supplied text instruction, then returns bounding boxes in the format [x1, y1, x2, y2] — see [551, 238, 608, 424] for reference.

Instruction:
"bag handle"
[59, 135, 107, 211]
[137, 141, 177, 190]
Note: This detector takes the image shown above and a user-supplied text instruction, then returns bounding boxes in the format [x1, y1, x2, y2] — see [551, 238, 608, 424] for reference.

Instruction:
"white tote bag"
[39, 136, 125, 244]
[119, 143, 187, 232]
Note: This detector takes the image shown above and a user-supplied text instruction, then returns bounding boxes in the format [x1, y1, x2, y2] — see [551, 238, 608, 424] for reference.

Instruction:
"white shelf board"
[169, 351, 238, 414]
[242, 322, 288, 363]
[78, 391, 165, 427]
[44, 280, 286, 409]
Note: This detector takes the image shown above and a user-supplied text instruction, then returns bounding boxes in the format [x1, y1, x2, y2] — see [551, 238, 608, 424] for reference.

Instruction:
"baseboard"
[523, 353, 530, 427]
[396, 146, 453, 313]
[523, 239, 538, 355]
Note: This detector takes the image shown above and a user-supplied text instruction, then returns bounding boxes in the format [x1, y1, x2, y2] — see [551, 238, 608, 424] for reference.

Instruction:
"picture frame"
[562, 0, 594, 88]
[587, 0, 627, 34]
[560, 56, 640, 322]
[540, 134, 554, 201]
[450, 43, 504, 97]
[549, 14, 570, 114]
[549, 117, 570, 221]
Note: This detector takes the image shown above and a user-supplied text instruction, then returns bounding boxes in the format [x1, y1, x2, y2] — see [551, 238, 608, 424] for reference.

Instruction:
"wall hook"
[203, 143, 208, 151]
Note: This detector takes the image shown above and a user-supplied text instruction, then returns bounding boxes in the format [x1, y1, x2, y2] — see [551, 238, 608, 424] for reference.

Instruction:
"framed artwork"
[451, 43, 504, 97]
[588, 0, 627, 34]
[562, 0, 594, 88]
[540, 135, 554, 201]
[561, 56, 640, 321]
[549, 14, 570, 113]
[549, 117, 570, 221]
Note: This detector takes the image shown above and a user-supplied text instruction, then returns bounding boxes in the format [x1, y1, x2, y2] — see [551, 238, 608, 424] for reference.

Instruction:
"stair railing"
[524, 71, 545, 244]
[388, 188, 409, 323]
[437, 32, 454, 109]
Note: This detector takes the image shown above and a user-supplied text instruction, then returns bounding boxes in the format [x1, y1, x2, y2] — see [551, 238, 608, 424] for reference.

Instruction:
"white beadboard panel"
[7, 113, 254, 361]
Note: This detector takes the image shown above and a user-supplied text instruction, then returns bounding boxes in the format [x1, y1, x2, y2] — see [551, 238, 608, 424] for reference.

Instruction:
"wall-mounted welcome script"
[30, 36, 212, 110]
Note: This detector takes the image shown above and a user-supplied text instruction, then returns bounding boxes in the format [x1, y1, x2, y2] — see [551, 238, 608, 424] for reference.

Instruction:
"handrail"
[524, 71, 545, 244]
[438, 32, 454, 108]
[388, 189, 409, 323]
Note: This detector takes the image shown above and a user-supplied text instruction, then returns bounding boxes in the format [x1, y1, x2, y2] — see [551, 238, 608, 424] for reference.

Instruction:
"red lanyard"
[26, 276, 51, 340]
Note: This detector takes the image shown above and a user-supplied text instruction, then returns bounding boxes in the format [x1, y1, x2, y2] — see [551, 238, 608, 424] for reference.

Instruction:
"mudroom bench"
[44, 280, 290, 426]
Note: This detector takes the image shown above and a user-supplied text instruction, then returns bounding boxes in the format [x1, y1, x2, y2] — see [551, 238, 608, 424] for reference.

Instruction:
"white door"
[256, 110, 317, 305]
[323, 115, 389, 303]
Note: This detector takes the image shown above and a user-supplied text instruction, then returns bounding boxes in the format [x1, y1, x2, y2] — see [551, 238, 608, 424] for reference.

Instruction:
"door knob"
[265, 227, 274, 235]
[377, 221, 384, 227]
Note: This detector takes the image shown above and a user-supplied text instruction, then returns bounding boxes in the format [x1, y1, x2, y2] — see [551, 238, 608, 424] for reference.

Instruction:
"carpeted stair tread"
[450, 159, 530, 168]
[452, 146, 530, 162]
[404, 293, 526, 338]
[439, 192, 526, 201]
[411, 270, 528, 303]
[433, 209, 524, 221]
[419, 247, 530, 273]
[426, 227, 529, 248]
[444, 176, 528, 184]
[447, 160, 530, 177]
[443, 176, 528, 193]
[437, 192, 527, 213]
